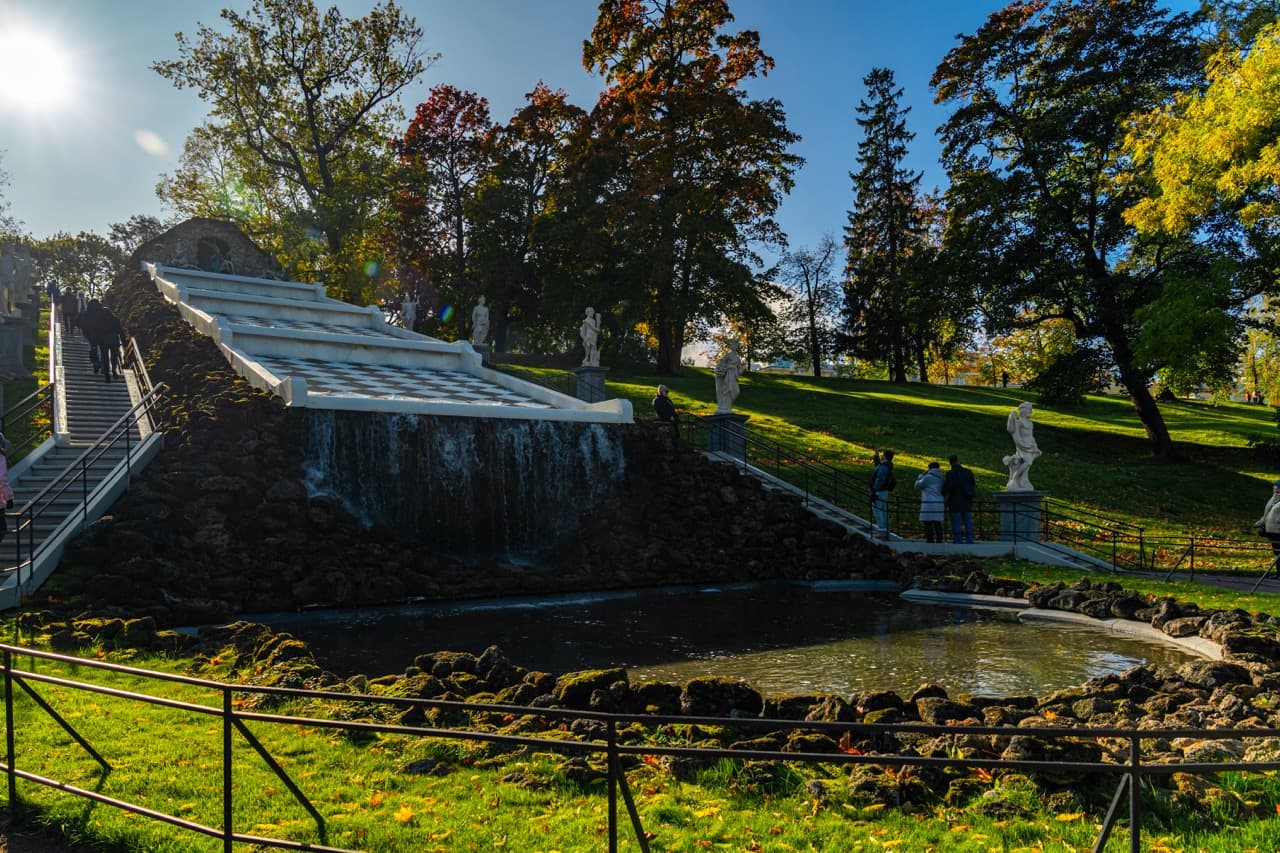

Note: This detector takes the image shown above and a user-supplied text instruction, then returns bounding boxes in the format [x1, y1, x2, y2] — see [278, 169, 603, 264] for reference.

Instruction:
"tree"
[0, 152, 18, 237]
[777, 235, 841, 377]
[841, 68, 929, 383]
[34, 232, 124, 297]
[153, 0, 434, 303]
[933, 0, 1221, 458]
[391, 85, 495, 336]
[108, 215, 170, 258]
[467, 84, 587, 351]
[580, 0, 801, 375]
[1125, 18, 1280, 239]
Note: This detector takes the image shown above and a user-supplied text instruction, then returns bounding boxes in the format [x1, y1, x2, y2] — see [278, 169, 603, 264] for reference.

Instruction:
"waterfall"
[301, 412, 627, 561]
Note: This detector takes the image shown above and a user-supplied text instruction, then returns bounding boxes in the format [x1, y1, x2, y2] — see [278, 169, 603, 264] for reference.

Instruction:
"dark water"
[257, 584, 1194, 698]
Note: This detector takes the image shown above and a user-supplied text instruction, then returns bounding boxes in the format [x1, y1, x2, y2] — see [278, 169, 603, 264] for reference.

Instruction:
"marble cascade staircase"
[0, 324, 163, 607]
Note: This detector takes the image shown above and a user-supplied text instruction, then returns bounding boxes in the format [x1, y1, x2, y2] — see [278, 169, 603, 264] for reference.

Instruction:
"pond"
[258, 584, 1195, 698]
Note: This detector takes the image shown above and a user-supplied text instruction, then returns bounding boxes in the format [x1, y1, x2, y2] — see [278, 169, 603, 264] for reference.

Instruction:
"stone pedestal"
[0, 317, 31, 379]
[995, 490, 1046, 542]
[15, 301, 36, 347]
[706, 412, 749, 461]
[472, 343, 491, 366]
[573, 365, 609, 404]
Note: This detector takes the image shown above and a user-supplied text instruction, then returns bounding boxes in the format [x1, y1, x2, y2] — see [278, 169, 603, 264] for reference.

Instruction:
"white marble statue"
[1003, 401, 1042, 491]
[579, 306, 601, 367]
[401, 294, 417, 329]
[714, 340, 744, 414]
[0, 243, 16, 315]
[471, 296, 490, 345]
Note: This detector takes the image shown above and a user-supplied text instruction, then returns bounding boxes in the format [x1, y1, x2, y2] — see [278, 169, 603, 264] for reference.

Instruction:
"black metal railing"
[4, 642, 1280, 853]
[0, 384, 54, 462]
[490, 362, 585, 400]
[676, 416, 1280, 579]
[6, 383, 167, 593]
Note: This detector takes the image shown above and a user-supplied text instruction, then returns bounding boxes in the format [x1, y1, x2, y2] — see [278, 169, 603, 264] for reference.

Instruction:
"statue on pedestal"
[1003, 401, 1041, 491]
[579, 307, 600, 367]
[401, 294, 417, 330]
[471, 296, 490, 345]
[714, 340, 744, 414]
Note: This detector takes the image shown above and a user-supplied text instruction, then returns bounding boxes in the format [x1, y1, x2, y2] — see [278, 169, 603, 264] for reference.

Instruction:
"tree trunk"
[1112, 339, 1180, 459]
[915, 334, 928, 384]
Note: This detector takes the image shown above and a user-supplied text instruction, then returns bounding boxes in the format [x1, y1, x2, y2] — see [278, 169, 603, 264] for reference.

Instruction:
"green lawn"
[588, 366, 1276, 542]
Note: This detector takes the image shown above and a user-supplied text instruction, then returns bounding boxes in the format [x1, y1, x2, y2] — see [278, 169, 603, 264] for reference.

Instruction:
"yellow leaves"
[1147, 841, 1183, 853]
[394, 804, 415, 824]
[1054, 811, 1083, 822]
[692, 806, 721, 819]
[368, 790, 388, 807]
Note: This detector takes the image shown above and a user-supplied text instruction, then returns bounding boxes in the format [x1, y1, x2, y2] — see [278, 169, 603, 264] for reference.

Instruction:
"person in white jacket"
[1255, 480, 1280, 557]
[915, 461, 946, 543]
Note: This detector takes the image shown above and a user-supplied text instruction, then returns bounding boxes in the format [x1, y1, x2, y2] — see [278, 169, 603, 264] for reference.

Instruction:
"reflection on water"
[259, 585, 1193, 698]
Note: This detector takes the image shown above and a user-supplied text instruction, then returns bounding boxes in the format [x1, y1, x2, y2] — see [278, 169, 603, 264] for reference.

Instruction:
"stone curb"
[901, 589, 1223, 661]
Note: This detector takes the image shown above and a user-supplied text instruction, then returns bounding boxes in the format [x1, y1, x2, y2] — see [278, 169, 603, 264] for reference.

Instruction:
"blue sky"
[0, 0, 1199, 256]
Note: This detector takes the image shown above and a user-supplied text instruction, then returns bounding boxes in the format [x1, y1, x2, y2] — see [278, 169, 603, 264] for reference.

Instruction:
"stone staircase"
[0, 325, 154, 605]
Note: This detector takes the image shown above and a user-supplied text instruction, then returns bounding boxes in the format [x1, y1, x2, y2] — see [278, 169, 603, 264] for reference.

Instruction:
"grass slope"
[585, 366, 1276, 540]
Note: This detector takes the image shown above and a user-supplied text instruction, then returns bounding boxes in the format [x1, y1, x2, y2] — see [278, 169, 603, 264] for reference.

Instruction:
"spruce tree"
[841, 67, 926, 383]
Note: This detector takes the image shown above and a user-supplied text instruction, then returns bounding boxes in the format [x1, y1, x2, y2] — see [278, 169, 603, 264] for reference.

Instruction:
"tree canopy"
[579, 0, 801, 374]
[933, 0, 1222, 458]
[152, 0, 434, 303]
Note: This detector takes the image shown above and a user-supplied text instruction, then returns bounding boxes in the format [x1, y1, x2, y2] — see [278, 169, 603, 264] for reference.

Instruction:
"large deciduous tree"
[467, 84, 587, 351]
[581, 0, 800, 375]
[933, 0, 1223, 458]
[778, 235, 842, 377]
[152, 0, 433, 303]
[34, 232, 125, 298]
[391, 84, 495, 336]
[1125, 18, 1280, 240]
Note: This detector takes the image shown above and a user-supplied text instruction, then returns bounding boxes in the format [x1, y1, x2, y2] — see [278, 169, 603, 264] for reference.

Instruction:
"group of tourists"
[872, 451, 977, 543]
[55, 287, 125, 383]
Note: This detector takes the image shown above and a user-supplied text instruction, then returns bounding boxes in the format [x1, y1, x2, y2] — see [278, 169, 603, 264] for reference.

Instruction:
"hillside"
[571, 365, 1274, 540]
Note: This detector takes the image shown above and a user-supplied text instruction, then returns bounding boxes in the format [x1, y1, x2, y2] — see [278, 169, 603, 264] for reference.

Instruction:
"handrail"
[0, 384, 54, 461]
[4, 642, 1280, 852]
[6, 383, 167, 594]
[124, 336, 155, 397]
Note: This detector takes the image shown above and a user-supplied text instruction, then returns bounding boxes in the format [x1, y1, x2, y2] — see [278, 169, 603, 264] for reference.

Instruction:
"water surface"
[259, 585, 1193, 698]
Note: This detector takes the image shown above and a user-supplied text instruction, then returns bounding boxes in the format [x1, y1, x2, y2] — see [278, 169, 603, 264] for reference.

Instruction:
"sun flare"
[0, 23, 76, 114]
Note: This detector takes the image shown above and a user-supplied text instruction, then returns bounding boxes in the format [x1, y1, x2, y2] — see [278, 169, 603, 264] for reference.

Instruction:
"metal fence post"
[1129, 734, 1141, 853]
[4, 649, 15, 823]
[223, 687, 233, 853]
[607, 719, 618, 853]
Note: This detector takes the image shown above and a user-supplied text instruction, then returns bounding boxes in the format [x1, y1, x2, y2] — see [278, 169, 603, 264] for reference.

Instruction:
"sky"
[0, 0, 1200, 256]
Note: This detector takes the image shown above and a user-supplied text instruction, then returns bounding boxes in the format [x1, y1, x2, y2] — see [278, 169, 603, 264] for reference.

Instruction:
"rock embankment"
[22, 571, 1280, 816]
[37, 265, 945, 624]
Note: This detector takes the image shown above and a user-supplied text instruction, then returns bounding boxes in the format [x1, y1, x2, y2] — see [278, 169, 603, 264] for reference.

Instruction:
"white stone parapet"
[144, 263, 633, 424]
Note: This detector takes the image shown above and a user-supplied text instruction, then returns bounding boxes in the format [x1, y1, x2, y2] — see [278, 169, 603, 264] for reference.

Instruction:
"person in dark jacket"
[652, 384, 678, 423]
[59, 289, 79, 333]
[95, 306, 124, 382]
[942, 454, 977, 544]
[870, 449, 895, 533]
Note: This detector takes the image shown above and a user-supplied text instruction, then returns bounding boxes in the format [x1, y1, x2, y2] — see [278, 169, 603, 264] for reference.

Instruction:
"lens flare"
[440, 304, 454, 323]
[363, 260, 379, 278]
[134, 129, 170, 159]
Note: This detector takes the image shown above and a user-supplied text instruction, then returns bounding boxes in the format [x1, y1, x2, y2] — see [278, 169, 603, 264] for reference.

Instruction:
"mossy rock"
[553, 668, 627, 709]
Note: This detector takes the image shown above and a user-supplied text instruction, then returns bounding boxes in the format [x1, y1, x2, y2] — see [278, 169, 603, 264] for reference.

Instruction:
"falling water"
[301, 411, 626, 560]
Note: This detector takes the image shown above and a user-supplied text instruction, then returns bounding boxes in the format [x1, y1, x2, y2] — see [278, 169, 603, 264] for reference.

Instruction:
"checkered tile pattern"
[254, 355, 553, 408]
[223, 314, 398, 339]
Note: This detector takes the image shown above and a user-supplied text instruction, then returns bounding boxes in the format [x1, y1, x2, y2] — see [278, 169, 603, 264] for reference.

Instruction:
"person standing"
[1255, 480, 1280, 559]
[914, 461, 946, 543]
[0, 435, 13, 542]
[96, 305, 124, 382]
[59, 289, 79, 334]
[942, 454, 977, 544]
[870, 449, 895, 533]
[652, 384, 678, 424]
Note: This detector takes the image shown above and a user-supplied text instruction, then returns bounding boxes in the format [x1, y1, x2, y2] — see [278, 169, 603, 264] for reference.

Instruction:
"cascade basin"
[258, 584, 1194, 698]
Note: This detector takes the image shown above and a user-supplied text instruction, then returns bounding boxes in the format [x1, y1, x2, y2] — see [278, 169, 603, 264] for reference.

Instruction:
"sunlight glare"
[0, 24, 77, 114]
